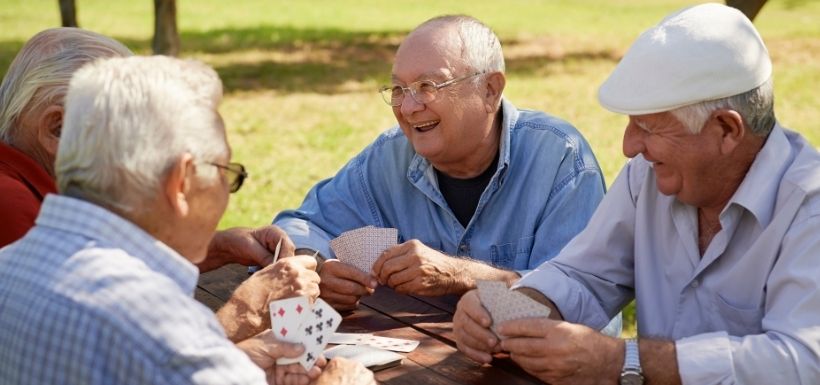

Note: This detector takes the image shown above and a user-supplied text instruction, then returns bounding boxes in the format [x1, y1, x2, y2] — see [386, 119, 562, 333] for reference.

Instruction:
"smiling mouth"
[413, 121, 439, 133]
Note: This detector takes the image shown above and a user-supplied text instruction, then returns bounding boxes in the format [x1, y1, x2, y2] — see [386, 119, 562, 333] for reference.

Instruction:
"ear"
[163, 153, 195, 218]
[483, 72, 506, 113]
[36, 105, 63, 157]
[708, 109, 745, 155]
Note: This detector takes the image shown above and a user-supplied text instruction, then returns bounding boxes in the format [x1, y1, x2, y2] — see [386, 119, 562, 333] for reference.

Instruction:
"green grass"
[2, 0, 819, 336]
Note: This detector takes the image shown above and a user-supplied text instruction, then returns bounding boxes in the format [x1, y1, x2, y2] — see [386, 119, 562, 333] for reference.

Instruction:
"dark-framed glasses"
[210, 162, 247, 193]
[379, 72, 484, 107]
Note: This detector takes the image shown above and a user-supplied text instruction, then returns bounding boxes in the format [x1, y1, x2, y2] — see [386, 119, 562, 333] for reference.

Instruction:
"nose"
[622, 119, 646, 158]
[399, 92, 424, 117]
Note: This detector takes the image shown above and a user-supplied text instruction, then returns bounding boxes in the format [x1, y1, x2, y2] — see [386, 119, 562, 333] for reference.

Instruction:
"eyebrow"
[391, 70, 449, 84]
[634, 119, 650, 132]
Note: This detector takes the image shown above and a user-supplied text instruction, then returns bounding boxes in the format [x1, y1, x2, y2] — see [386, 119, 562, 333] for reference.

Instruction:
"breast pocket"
[713, 293, 764, 335]
[491, 236, 534, 269]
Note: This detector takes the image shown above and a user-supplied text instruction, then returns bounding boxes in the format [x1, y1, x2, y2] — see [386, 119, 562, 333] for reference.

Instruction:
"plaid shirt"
[0, 195, 266, 385]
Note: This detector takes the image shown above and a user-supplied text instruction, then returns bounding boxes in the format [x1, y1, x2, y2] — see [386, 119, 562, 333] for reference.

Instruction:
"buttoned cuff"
[512, 264, 610, 330]
[675, 331, 734, 385]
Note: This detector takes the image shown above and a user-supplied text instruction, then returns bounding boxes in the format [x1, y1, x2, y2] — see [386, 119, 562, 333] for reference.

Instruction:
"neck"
[433, 116, 501, 179]
[119, 200, 203, 264]
[9, 134, 55, 177]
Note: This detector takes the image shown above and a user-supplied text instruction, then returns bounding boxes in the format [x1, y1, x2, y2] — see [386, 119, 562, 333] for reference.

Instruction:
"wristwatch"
[295, 248, 326, 274]
[620, 339, 644, 385]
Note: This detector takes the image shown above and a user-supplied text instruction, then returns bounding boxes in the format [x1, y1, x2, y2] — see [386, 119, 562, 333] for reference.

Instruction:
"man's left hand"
[498, 318, 622, 385]
[372, 240, 465, 296]
[201, 226, 296, 273]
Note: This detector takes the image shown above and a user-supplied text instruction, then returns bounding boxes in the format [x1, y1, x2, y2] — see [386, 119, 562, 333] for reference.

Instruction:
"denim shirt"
[275, 99, 605, 274]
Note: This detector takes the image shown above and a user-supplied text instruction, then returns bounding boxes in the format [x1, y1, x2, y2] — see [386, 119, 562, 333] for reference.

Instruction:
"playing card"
[328, 332, 374, 345]
[277, 298, 342, 370]
[269, 296, 311, 342]
[324, 344, 403, 371]
[362, 335, 419, 353]
[331, 226, 397, 273]
[297, 298, 342, 369]
[476, 280, 551, 334]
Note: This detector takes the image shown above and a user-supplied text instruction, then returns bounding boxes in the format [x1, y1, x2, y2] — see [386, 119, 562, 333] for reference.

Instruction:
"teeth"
[413, 121, 438, 129]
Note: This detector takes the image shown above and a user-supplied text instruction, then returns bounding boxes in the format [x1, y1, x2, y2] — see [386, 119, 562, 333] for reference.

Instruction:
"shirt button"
[459, 244, 468, 252]
[691, 280, 700, 288]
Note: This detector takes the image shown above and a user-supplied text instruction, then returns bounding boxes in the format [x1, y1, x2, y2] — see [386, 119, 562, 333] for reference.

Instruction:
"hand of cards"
[269, 296, 342, 370]
[330, 226, 398, 273]
[476, 280, 552, 335]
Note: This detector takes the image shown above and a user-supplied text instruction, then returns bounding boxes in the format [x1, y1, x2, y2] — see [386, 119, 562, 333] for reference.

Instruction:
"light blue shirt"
[516, 124, 820, 384]
[0, 195, 266, 385]
[275, 99, 606, 273]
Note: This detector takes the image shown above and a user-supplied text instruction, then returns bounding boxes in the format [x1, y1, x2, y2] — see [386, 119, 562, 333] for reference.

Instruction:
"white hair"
[57, 56, 227, 213]
[416, 15, 505, 76]
[0, 28, 132, 144]
[670, 78, 776, 136]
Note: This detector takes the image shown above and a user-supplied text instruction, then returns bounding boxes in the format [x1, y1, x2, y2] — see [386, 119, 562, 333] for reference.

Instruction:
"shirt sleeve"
[525, 167, 605, 270]
[514, 161, 643, 328]
[677, 210, 820, 385]
[274, 150, 381, 259]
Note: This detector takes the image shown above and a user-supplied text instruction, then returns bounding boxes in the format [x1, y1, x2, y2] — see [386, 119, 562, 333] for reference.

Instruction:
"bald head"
[398, 15, 505, 76]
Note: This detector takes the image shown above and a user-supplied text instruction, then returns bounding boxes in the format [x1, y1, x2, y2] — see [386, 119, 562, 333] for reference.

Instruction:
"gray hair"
[57, 56, 227, 213]
[415, 15, 505, 76]
[0, 28, 132, 144]
[670, 78, 776, 136]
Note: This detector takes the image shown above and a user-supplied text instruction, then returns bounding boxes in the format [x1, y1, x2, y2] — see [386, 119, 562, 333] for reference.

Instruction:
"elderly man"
[0, 28, 319, 343]
[454, 4, 820, 385]
[0, 28, 293, 271]
[274, 15, 609, 315]
[0, 56, 373, 385]
[0, 28, 131, 246]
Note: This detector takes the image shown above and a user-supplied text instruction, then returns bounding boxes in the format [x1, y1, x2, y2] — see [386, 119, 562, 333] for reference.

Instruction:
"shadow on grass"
[0, 25, 620, 95]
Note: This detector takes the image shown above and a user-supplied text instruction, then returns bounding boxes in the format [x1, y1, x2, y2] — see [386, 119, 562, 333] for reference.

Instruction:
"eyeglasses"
[210, 162, 247, 193]
[379, 72, 484, 107]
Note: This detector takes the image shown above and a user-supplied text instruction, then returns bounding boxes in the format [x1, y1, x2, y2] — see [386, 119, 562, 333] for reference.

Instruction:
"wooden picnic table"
[196, 264, 544, 385]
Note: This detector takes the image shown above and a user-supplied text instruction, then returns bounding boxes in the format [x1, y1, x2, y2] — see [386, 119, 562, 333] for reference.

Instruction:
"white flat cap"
[598, 3, 772, 115]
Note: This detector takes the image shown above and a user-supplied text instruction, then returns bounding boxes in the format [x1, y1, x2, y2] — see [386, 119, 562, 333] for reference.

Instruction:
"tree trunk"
[58, 0, 78, 27]
[726, 0, 768, 21]
[152, 0, 180, 56]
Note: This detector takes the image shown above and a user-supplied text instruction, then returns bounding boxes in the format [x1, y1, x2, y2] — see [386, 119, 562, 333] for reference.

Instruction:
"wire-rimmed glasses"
[379, 72, 484, 107]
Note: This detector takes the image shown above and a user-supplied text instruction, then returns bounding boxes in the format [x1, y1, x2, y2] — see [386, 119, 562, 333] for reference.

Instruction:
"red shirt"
[0, 142, 57, 247]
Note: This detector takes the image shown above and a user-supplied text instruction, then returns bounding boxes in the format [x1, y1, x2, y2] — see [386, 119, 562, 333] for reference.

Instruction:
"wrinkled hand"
[236, 329, 322, 385]
[202, 226, 296, 272]
[498, 318, 622, 385]
[312, 357, 376, 385]
[219, 256, 320, 341]
[454, 289, 501, 364]
[372, 240, 464, 296]
[319, 260, 377, 311]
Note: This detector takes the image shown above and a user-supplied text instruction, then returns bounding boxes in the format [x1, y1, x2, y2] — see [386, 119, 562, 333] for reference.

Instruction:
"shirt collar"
[726, 123, 792, 227]
[35, 194, 199, 294]
[0, 141, 57, 199]
[407, 98, 517, 184]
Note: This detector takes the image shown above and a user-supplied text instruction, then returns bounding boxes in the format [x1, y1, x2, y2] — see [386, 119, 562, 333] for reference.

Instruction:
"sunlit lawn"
[3, 0, 818, 336]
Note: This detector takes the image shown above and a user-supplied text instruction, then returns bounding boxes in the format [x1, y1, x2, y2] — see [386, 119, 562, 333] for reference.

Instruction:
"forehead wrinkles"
[393, 25, 466, 82]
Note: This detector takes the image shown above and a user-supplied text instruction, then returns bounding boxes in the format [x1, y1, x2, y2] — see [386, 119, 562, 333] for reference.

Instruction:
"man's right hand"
[319, 260, 378, 311]
[312, 357, 375, 385]
[453, 289, 501, 364]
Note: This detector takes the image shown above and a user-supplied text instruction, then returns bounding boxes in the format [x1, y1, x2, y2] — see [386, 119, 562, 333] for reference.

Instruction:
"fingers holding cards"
[270, 297, 342, 370]
[475, 280, 551, 335]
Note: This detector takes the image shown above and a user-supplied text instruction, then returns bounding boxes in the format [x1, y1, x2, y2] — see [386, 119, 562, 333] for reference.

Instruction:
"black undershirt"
[435, 151, 500, 228]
